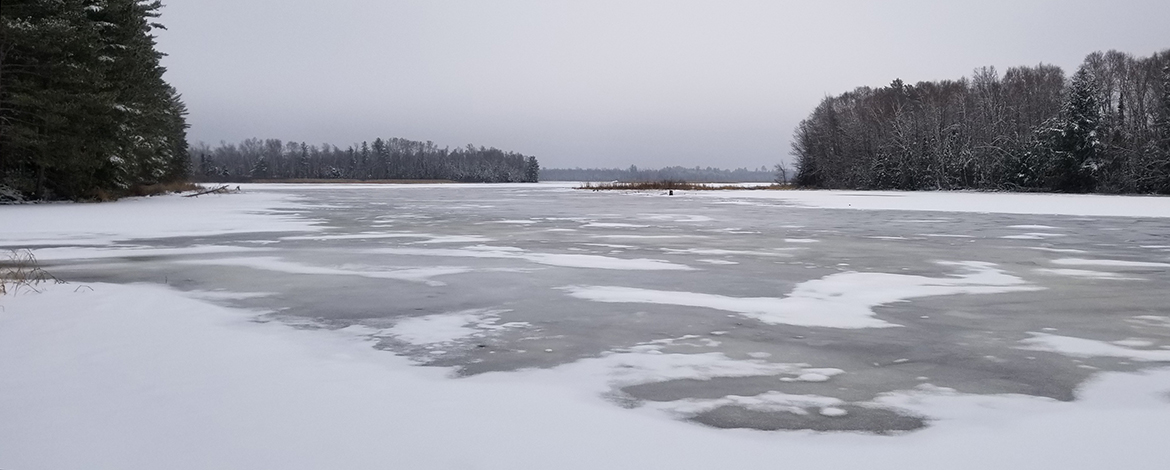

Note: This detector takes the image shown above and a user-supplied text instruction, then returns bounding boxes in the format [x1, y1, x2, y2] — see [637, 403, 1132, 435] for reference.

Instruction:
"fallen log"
[183, 185, 231, 198]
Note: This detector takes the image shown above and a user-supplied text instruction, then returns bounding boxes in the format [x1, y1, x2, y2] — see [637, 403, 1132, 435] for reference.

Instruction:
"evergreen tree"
[523, 156, 540, 182]
[371, 137, 387, 178]
[1048, 66, 1102, 192]
[0, 0, 188, 199]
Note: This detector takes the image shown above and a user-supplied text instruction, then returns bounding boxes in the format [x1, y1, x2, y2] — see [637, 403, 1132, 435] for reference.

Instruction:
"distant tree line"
[0, 0, 189, 200]
[792, 49, 1170, 193]
[542, 165, 776, 183]
[191, 138, 540, 183]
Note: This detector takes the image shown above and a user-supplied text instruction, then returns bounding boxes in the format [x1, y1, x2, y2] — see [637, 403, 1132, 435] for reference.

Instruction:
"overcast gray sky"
[155, 0, 1169, 169]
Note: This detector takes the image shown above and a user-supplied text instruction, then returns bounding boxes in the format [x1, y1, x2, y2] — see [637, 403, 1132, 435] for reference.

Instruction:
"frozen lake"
[21, 183, 1170, 427]
[3, 183, 1170, 468]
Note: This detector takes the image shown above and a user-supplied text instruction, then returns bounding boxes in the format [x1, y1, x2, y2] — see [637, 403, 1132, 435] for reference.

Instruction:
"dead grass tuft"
[1, 250, 64, 296]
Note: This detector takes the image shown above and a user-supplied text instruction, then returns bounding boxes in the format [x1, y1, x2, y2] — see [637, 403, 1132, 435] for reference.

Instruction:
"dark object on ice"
[184, 185, 232, 197]
[669, 190, 674, 195]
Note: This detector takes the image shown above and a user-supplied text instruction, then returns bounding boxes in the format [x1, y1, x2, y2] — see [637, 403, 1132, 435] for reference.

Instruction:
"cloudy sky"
[155, 0, 1169, 169]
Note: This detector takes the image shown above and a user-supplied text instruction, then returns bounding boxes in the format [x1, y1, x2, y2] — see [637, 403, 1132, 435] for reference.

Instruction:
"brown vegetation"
[1, 250, 63, 296]
[89, 182, 204, 201]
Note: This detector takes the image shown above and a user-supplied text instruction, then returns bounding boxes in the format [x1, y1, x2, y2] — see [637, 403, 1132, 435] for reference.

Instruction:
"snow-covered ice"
[369, 246, 695, 271]
[3, 283, 1170, 469]
[1034, 268, 1145, 281]
[179, 256, 471, 286]
[4, 184, 1170, 469]
[560, 261, 1041, 329]
[1019, 333, 1170, 361]
[1052, 258, 1170, 268]
[0, 191, 321, 247]
[378, 309, 521, 345]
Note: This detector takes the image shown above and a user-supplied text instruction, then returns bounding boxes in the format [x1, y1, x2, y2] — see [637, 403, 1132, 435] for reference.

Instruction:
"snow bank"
[3, 283, 1170, 469]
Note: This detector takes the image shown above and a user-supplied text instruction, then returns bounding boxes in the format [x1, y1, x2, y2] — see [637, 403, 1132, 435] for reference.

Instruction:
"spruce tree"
[523, 156, 540, 182]
[0, 0, 188, 199]
[1048, 66, 1102, 192]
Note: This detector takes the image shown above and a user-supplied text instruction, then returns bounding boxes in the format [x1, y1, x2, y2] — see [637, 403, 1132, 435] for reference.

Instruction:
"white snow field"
[3, 184, 1170, 469]
[1, 189, 322, 246]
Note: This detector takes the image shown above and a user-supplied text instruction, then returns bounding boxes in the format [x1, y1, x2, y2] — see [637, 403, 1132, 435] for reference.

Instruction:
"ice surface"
[1027, 247, 1088, 254]
[582, 222, 652, 228]
[13, 284, 1167, 469]
[1034, 268, 1144, 281]
[661, 247, 793, 257]
[6, 183, 1170, 468]
[281, 232, 442, 241]
[379, 309, 518, 345]
[640, 214, 714, 223]
[414, 235, 496, 244]
[1019, 333, 1170, 361]
[591, 234, 707, 239]
[1001, 233, 1065, 240]
[370, 246, 695, 271]
[1052, 258, 1170, 268]
[29, 245, 266, 261]
[647, 390, 845, 416]
[561, 261, 1041, 329]
[180, 256, 470, 286]
[1113, 339, 1156, 348]
[1129, 316, 1170, 328]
